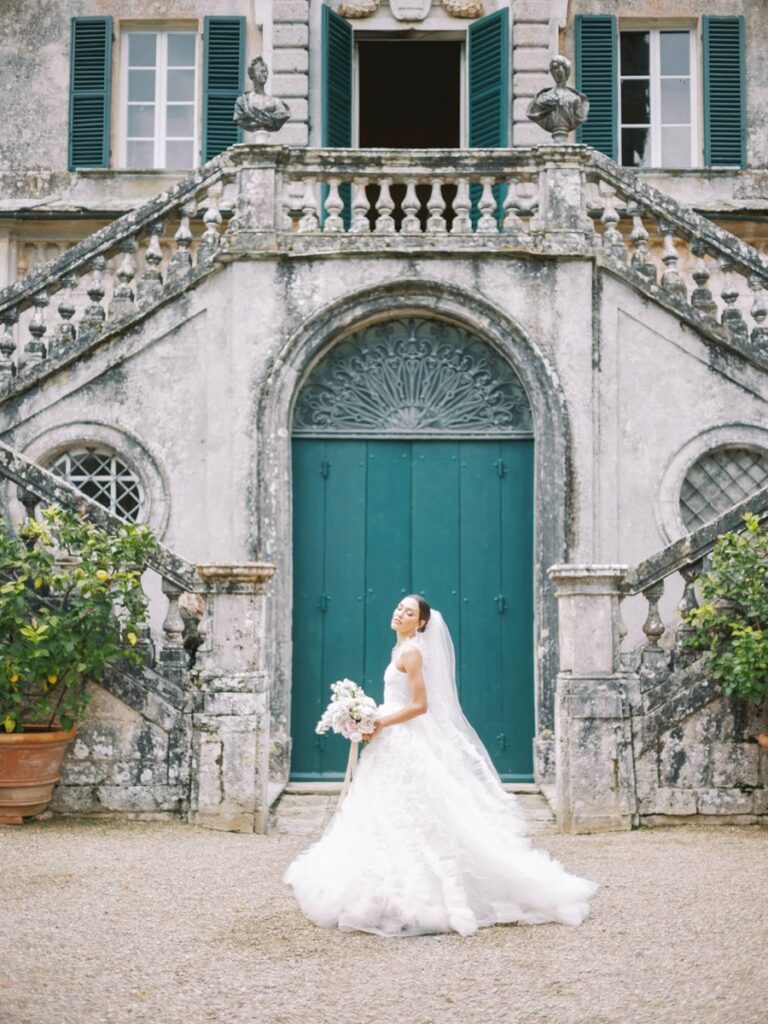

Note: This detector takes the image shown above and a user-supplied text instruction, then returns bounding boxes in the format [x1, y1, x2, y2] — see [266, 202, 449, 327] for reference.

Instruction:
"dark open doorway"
[358, 41, 461, 149]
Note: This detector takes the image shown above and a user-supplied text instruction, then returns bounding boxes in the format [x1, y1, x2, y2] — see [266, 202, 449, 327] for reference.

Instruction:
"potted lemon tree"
[682, 511, 768, 749]
[0, 502, 158, 823]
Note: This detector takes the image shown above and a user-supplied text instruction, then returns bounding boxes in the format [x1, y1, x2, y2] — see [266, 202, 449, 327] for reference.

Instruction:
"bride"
[282, 594, 600, 937]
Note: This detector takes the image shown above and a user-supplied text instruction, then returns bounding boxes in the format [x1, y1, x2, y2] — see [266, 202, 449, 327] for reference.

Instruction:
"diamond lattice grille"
[680, 446, 768, 531]
[49, 448, 144, 522]
[293, 318, 533, 437]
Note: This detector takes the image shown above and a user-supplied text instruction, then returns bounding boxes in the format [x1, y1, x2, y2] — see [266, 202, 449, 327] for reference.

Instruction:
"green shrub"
[681, 512, 768, 704]
[0, 503, 158, 733]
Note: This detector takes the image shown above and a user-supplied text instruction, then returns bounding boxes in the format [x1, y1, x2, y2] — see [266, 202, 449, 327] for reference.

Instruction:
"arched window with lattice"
[48, 447, 144, 522]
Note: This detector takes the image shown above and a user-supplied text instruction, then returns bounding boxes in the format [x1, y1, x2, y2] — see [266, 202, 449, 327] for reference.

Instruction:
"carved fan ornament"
[292, 318, 532, 437]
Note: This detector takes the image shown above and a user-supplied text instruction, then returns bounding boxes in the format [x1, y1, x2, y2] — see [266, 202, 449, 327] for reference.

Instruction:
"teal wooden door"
[291, 438, 534, 782]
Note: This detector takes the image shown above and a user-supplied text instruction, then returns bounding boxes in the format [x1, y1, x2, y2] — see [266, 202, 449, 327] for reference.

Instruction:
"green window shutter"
[467, 8, 509, 148]
[703, 15, 746, 168]
[68, 17, 113, 171]
[575, 14, 617, 159]
[202, 16, 245, 162]
[322, 4, 352, 147]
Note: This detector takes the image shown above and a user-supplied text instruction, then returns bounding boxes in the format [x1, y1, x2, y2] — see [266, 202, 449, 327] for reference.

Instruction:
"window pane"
[167, 68, 195, 102]
[166, 104, 194, 137]
[126, 140, 155, 168]
[620, 32, 649, 76]
[661, 78, 691, 124]
[127, 104, 155, 137]
[165, 140, 194, 169]
[622, 127, 650, 167]
[621, 79, 650, 125]
[128, 33, 157, 67]
[128, 69, 156, 102]
[662, 126, 692, 168]
[660, 31, 690, 76]
[167, 32, 195, 66]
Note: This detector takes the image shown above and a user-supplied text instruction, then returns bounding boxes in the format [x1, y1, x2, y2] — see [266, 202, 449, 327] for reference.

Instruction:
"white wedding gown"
[283, 647, 600, 937]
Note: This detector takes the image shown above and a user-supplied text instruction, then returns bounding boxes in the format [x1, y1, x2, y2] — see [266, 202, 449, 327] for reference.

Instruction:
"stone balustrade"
[4, 143, 768, 384]
[0, 158, 238, 380]
[0, 438, 277, 832]
[548, 481, 768, 833]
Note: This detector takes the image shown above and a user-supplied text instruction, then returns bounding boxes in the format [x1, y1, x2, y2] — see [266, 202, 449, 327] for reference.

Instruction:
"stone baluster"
[674, 559, 703, 665]
[77, 255, 108, 340]
[748, 273, 768, 359]
[159, 578, 187, 687]
[600, 187, 627, 261]
[167, 202, 196, 286]
[350, 179, 370, 234]
[476, 177, 498, 234]
[501, 181, 523, 234]
[323, 178, 345, 233]
[108, 240, 138, 319]
[297, 179, 320, 233]
[426, 179, 446, 234]
[24, 289, 49, 366]
[657, 220, 687, 304]
[401, 180, 421, 235]
[17, 487, 41, 547]
[198, 184, 223, 264]
[281, 178, 304, 232]
[515, 180, 538, 228]
[137, 221, 165, 306]
[640, 580, 666, 670]
[627, 203, 656, 283]
[450, 178, 472, 234]
[52, 271, 78, 350]
[718, 256, 748, 344]
[374, 178, 396, 234]
[689, 239, 717, 317]
[0, 308, 19, 378]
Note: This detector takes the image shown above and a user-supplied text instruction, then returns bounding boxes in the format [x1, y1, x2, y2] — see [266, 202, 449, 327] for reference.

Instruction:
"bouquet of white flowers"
[316, 678, 379, 743]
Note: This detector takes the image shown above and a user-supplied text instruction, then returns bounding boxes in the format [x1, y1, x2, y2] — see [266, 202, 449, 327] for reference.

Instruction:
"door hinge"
[496, 458, 506, 478]
[496, 732, 507, 753]
[319, 593, 329, 613]
[320, 460, 330, 478]
[494, 594, 507, 614]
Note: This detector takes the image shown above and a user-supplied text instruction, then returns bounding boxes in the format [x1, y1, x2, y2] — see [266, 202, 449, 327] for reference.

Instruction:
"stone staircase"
[269, 782, 558, 836]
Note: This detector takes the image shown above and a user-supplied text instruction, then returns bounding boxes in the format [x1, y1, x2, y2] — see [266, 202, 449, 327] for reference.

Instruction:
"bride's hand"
[364, 720, 384, 742]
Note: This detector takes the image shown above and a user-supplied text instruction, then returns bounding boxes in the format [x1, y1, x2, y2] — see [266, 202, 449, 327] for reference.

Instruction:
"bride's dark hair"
[406, 594, 431, 632]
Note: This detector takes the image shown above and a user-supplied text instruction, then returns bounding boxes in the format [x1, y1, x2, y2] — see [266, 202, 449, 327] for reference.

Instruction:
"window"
[575, 15, 745, 169]
[680, 446, 768, 531]
[121, 30, 197, 170]
[619, 29, 696, 169]
[49, 448, 144, 522]
[68, 16, 245, 172]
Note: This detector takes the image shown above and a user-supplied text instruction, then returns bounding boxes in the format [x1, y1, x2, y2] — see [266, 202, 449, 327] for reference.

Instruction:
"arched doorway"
[290, 316, 535, 782]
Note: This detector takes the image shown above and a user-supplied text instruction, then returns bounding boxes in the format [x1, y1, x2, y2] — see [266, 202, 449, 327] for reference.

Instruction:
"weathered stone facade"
[0, 1, 767, 831]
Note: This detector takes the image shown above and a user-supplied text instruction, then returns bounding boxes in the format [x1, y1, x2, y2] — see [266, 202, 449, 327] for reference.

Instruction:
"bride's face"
[391, 596, 423, 635]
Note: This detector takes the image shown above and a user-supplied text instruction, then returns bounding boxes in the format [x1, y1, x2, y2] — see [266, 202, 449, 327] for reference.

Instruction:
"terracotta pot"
[0, 724, 77, 824]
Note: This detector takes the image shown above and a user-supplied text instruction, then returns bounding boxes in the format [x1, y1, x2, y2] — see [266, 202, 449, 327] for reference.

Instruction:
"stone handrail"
[0, 437, 200, 590]
[0, 153, 238, 379]
[623, 481, 768, 596]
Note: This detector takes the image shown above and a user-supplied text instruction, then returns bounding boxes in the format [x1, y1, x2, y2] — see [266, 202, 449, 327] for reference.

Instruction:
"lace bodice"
[382, 637, 422, 707]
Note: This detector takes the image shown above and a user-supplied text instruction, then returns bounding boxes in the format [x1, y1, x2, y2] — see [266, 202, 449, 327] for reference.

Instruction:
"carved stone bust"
[233, 56, 291, 135]
[526, 55, 589, 143]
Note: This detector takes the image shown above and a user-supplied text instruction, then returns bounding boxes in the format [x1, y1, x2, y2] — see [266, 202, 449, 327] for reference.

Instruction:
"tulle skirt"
[282, 706, 600, 937]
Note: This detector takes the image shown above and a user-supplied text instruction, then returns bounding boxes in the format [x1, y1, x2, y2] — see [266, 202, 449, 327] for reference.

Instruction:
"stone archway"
[252, 279, 572, 791]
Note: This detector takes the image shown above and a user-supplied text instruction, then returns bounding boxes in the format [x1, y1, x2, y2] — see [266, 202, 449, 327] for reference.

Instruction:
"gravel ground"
[1, 815, 766, 1024]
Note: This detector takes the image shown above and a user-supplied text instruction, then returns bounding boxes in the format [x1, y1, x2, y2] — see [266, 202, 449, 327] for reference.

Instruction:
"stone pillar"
[222, 149, 282, 255]
[189, 562, 276, 833]
[547, 565, 637, 833]
[529, 146, 594, 254]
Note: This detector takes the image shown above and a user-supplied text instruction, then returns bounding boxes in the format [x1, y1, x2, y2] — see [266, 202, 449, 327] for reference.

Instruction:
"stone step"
[270, 786, 558, 835]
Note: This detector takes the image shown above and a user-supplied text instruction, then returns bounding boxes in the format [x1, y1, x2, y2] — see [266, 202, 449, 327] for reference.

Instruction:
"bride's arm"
[377, 648, 428, 728]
